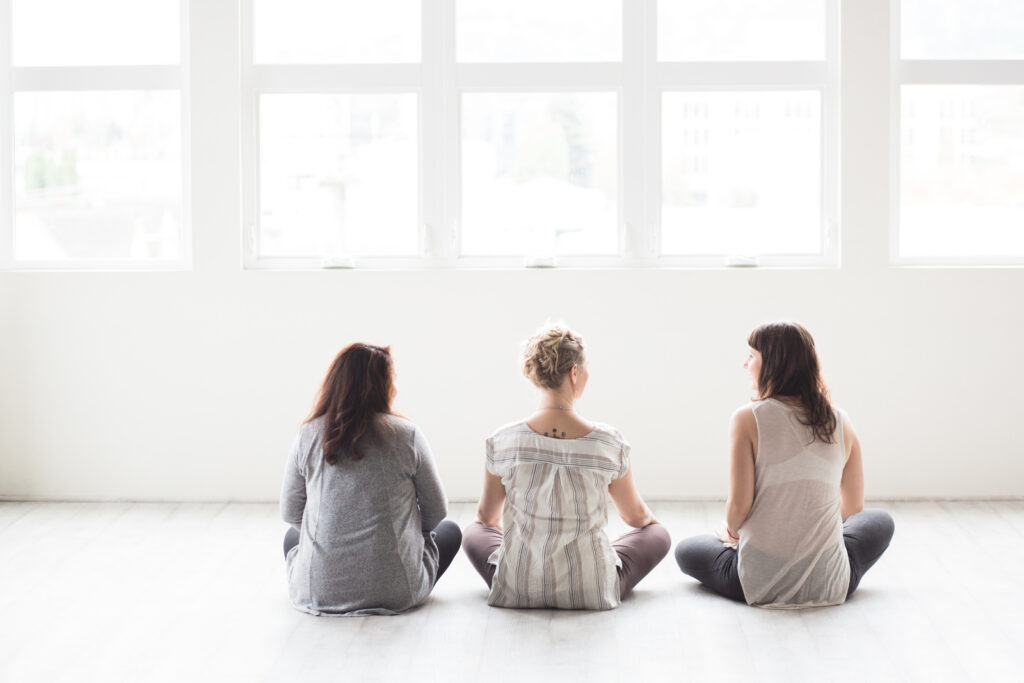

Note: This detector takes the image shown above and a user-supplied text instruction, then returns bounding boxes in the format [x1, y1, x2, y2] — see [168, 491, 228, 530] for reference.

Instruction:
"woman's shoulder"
[832, 405, 853, 438]
[291, 417, 326, 469]
[735, 402, 759, 418]
[377, 413, 421, 446]
[487, 419, 532, 441]
[748, 398, 798, 422]
[298, 415, 327, 439]
[586, 420, 619, 436]
[379, 412, 416, 430]
[582, 421, 629, 449]
[731, 403, 759, 434]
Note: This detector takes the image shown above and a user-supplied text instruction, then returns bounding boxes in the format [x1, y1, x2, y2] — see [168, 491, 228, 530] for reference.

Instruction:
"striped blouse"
[484, 420, 631, 610]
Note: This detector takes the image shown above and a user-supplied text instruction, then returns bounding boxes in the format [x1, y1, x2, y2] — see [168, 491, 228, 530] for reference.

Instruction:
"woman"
[675, 322, 895, 607]
[463, 324, 670, 610]
[280, 343, 461, 616]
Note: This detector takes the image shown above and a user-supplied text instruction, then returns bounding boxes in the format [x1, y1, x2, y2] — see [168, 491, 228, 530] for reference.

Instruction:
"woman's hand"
[715, 521, 739, 549]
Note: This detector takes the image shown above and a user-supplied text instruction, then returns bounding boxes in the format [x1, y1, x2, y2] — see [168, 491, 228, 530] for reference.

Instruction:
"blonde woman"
[463, 325, 670, 609]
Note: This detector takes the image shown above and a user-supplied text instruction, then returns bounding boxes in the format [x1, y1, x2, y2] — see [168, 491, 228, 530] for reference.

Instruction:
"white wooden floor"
[1, 501, 1021, 683]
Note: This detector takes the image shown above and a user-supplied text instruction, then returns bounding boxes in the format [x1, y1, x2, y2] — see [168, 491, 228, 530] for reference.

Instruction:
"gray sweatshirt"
[280, 414, 448, 616]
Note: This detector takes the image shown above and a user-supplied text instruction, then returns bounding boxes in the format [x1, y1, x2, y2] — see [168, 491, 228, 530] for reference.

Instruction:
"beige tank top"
[737, 399, 851, 608]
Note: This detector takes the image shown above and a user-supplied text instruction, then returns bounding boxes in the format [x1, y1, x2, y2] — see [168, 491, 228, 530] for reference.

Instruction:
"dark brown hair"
[748, 321, 837, 444]
[307, 343, 395, 464]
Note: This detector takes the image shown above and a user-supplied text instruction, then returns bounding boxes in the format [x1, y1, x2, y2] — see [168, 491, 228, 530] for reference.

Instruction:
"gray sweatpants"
[462, 521, 671, 602]
[674, 508, 896, 603]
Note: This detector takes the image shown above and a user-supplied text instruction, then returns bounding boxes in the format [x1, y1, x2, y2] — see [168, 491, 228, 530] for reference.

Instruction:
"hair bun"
[522, 324, 585, 390]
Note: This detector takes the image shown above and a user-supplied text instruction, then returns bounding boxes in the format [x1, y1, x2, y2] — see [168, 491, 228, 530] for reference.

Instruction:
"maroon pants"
[462, 521, 670, 601]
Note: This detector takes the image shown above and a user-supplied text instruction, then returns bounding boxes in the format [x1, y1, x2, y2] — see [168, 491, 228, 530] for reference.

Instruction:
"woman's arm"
[476, 468, 506, 528]
[608, 465, 657, 528]
[725, 406, 757, 538]
[412, 427, 448, 531]
[280, 432, 307, 530]
[840, 415, 865, 520]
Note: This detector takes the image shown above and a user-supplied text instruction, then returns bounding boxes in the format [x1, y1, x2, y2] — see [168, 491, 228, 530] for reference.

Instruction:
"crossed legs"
[462, 521, 670, 601]
[674, 509, 896, 602]
[282, 518, 463, 584]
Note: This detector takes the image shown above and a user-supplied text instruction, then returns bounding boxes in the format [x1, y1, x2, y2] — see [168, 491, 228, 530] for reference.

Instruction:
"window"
[0, 0, 189, 269]
[661, 91, 823, 258]
[896, 0, 1024, 263]
[658, 0, 837, 265]
[461, 92, 619, 257]
[456, 0, 620, 63]
[242, 0, 422, 268]
[658, 0, 825, 61]
[243, 0, 839, 268]
[452, 2, 624, 265]
[253, 0, 420, 65]
[258, 93, 418, 258]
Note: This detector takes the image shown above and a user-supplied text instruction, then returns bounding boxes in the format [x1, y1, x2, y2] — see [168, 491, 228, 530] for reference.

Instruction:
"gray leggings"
[674, 508, 895, 602]
[462, 521, 671, 602]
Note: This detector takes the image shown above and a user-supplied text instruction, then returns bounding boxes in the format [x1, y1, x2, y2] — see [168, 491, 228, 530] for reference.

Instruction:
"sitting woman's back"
[463, 324, 670, 610]
[485, 420, 629, 609]
[674, 321, 894, 608]
[739, 399, 850, 607]
[282, 413, 447, 615]
[280, 343, 460, 616]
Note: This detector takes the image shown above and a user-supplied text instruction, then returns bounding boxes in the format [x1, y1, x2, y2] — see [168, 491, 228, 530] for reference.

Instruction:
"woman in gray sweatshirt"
[280, 343, 461, 615]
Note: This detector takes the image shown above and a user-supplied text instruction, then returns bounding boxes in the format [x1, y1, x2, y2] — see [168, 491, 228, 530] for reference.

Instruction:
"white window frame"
[239, 0, 841, 270]
[240, 0, 437, 270]
[891, 0, 1024, 266]
[0, 0, 191, 271]
[655, 0, 840, 268]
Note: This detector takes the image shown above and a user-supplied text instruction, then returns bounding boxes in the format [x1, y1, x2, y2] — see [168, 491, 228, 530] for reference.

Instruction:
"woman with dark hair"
[675, 322, 894, 607]
[280, 343, 461, 615]
[463, 324, 670, 610]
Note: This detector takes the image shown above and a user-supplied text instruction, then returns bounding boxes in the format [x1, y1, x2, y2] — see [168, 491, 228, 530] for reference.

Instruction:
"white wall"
[2, 1, 1022, 501]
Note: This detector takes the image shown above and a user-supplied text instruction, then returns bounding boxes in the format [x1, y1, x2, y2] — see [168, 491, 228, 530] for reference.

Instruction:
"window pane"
[900, 86, 1024, 258]
[12, 0, 179, 66]
[461, 93, 618, 257]
[13, 92, 182, 262]
[662, 92, 821, 256]
[658, 0, 824, 61]
[902, 0, 1024, 59]
[254, 0, 420, 64]
[259, 94, 418, 258]
[457, 0, 621, 62]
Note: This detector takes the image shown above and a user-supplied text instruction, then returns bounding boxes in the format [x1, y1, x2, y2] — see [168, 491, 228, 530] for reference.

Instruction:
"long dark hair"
[306, 343, 395, 464]
[748, 322, 837, 444]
